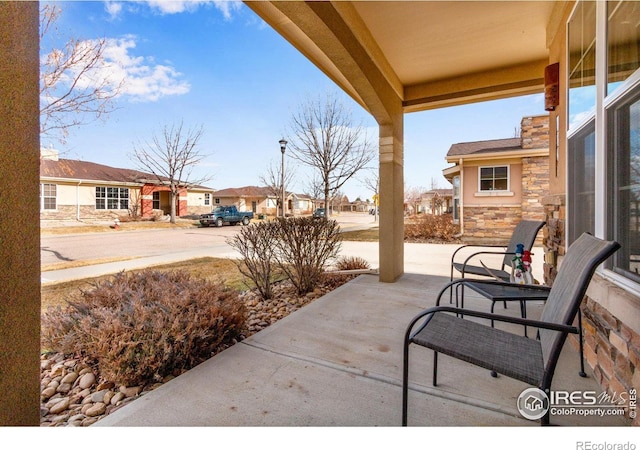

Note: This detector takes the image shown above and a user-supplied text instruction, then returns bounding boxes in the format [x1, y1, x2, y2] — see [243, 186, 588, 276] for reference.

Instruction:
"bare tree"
[303, 174, 324, 210]
[359, 168, 379, 220]
[405, 185, 425, 216]
[130, 121, 210, 224]
[286, 93, 375, 217]
[259, 160, 295, 217]
[40, 2, 124, 144]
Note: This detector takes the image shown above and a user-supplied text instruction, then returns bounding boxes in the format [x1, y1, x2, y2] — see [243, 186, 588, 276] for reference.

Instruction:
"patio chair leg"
[578, 309, 587, 378]
[449, 267, 454, 304]
[490, 301, 496, 328]
[541, 409, 550, 426]
[520, 300, 528, 337]
[402, 339, 410, 426]
[433, 352, 438, 386]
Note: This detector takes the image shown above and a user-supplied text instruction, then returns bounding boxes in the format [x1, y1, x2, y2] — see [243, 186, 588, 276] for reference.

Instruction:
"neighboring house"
[419, 189, 453, 215]
[443, 115, 549, 243]
[211, 186, 315, 217]
[337, 195, 371, 212]
[39, 150, 214, 222]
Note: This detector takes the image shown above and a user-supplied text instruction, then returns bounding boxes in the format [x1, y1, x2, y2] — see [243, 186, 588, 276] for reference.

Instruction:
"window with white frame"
[215, 198, 220, 204]
[568, 0, 596, 130]
[608, 83, 640, 281]
[40, 183, 57, 210]
[568, 119, 596, 245]
[478, 166, 509, 191]
[96, 187, 129, 210]
[452, 175, 460, 223]
[567, 0, 640, 285]
[152, 191, 160, 209]
[204, 193, 210, 206]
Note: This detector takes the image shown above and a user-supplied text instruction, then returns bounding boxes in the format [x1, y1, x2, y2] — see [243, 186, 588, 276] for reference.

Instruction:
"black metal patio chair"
[402, 233, 620, 426]
[450, 219, 545, 283]
[448, 219, 545, 309]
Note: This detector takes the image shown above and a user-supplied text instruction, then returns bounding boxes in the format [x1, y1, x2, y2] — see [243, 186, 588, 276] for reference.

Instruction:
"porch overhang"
[244, 0, 567, 282]
[245, 1, 563, 117]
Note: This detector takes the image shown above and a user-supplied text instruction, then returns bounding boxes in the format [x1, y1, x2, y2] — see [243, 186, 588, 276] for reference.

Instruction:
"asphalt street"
[40, 212, 381, 284]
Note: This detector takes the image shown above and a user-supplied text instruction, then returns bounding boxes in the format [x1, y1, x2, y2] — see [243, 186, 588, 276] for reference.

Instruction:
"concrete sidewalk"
[94, 272, 625, 427]
[89, 243, 627, 428]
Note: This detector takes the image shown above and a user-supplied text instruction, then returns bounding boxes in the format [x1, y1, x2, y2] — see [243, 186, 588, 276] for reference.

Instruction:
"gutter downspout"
[458, 158, 464, 237]
[76, 181, 82, 221]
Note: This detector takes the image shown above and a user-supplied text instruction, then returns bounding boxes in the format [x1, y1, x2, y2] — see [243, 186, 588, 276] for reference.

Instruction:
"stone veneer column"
[541, 194, 565, 285]
[0, 2, 41, 425]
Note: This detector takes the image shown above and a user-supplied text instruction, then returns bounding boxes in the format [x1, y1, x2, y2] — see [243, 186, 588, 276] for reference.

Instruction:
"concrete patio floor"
[95, 264, 629, 428]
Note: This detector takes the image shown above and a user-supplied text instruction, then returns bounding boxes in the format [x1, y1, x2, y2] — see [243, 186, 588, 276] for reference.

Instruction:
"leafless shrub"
[226, 221, 281, 300]
[335, 255, 371, 271]
[404, 213, 460, 243]
[273, 217, 342, 295]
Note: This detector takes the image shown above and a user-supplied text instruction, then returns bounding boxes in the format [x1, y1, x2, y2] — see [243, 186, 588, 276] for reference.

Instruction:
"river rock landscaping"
[40, 277, 351, 427]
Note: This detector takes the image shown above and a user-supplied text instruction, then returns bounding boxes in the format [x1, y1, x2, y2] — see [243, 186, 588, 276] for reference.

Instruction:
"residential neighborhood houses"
[39, 145, 465, 225]
[39, 148, 380, 223]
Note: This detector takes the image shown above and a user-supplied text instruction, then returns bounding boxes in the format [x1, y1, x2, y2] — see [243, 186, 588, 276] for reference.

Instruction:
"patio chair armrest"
[450, 244, 508, 266]
[451, 278, 550, 290]
[459, 250, 516, 273]
[406, 305, 579, 340]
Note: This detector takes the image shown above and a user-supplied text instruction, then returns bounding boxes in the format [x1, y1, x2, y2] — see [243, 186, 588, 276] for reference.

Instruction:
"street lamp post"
[279, 138, 287, 218]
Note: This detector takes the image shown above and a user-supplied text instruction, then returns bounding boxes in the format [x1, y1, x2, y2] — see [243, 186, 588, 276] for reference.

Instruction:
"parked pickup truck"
[200, 206, 254, 227]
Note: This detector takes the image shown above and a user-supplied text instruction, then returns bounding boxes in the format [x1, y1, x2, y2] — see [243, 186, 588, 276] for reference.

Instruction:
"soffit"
[352, 1, 554, 86]
[246, 1, 564, 116]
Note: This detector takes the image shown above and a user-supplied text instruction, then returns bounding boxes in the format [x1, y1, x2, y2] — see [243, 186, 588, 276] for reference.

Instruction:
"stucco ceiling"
[246, 1, 567, 117]
[352, 1, 555, 86]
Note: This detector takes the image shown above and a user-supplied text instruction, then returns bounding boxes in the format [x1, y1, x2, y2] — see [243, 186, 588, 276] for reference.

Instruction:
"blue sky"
[42, 0, 546, 202]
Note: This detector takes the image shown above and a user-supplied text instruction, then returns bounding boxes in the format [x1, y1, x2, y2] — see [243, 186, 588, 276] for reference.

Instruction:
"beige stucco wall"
[40, 181, 143, 220]
[187, 191, 212, 208]
[462, 160, 523, 207]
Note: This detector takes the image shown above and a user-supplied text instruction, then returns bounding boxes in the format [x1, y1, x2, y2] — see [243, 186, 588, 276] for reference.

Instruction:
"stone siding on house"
[461, 205, 522, 243]
[520, 115, 550, 150]
[582, 279, 640, 426]
[521, 156, 548, 222]
[543, 194, 638, 425]
[40, 205, 127, 222]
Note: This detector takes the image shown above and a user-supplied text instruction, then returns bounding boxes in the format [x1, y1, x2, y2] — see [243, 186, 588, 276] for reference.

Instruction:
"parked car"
[312, 208, 326, 219]
[200, 206, 253, 227]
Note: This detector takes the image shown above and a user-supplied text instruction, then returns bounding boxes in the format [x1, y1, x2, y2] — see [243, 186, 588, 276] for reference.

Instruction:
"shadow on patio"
[94, 267, 628, 427]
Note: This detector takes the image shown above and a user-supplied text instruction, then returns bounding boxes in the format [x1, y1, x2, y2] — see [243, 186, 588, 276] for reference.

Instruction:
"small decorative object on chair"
[511, 243, 535, 285]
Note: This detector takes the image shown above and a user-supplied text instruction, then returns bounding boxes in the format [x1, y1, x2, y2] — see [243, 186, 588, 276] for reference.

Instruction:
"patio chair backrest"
[500, 220, 546, 268]
[539, 233, 620, 377]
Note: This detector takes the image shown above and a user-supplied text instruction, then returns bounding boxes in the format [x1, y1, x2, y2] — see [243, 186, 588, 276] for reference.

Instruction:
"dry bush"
[274, 217, 342, 295]
[404, 213, 460, 243]
[228, 217, 342, 298]
[227, 220, 281, 300]
[335, 255, 371, 271]
[322, 255, 372, 288]
[41, 270, 246, 386]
